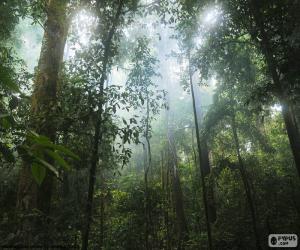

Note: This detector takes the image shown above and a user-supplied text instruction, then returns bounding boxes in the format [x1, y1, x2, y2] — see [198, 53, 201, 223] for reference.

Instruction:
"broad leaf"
[36, 157, 59, 177]
[45, 149, 71, 171]
[31, 163, 46, 186]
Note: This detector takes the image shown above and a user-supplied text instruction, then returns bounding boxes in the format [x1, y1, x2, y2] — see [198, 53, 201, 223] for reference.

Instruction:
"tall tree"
[188, 50, 213, 250]
[247, 0, 300, 178]
[126, 36, 166, 249]
[81, 1, 126, 249]
[201, 0, 300, 178]
[16, 0, 70, 242]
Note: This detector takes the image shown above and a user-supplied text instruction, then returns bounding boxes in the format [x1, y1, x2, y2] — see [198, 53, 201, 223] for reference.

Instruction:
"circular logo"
[271, 237, 277, 245]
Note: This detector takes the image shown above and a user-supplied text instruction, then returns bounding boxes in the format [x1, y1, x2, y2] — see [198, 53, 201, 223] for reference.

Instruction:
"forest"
[0, 0, 300, 249]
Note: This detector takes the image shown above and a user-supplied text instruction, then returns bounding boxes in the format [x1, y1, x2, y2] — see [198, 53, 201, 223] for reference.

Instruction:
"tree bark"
[16, 0, 69, 242]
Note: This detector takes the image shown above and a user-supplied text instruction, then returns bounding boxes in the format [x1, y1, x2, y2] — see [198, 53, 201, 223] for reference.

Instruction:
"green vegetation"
[0, 0, 300, 249]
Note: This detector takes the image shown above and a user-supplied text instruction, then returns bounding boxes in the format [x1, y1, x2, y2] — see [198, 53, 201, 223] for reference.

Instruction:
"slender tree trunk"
[231, 114, 262, 250]
[161, 151, 171, 249]
[248, 0, 300, 179]
[191, 129, 202, 235]
[99, 172, 105, 250]
[62, 130, 70, 199]
[193, 84, 216, 222]
[16, 0, 69, 243]
[81, 2, 124, 249]
[188, 51, 213, 250]
[82, 117, 101, 250]
[160, 152, 164, 250]
[165, 150, 171, 250]
[165, 97, 189, 249]
[161, 151, 165, 190]
[191, 129, 197, 167]
[200, 138, 217, 223]
[167, 129, 189, 249]
[144, 143, 151, 250]
[144, 92, 152, 250]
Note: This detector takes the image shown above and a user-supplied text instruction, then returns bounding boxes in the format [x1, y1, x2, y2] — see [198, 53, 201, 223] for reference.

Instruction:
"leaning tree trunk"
[81, 2, 124, 249]
[231, 114, 262, 250]
[16, 0, 69, 241]
[188, 51, 213, 250]
[248, 0, 300, 179]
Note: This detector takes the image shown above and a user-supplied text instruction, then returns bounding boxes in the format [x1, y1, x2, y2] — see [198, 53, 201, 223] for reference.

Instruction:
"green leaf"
[31, 163, 46, 186]
[45, 149, 71, 171]
[28, 131, 52, 146]
[52, 145, 80, 160]
[28, 131, 80, 161]
[36, 157, 59, 177]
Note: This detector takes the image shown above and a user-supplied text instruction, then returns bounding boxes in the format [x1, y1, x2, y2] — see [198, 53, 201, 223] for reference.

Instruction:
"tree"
[201, 0, 300, 178]
[80, 1, 126, 248]
[1, 0, 300, 248]
[166, 112, 189, 249]
[126, 36, 166, 249]
[17, 0, 69, 215]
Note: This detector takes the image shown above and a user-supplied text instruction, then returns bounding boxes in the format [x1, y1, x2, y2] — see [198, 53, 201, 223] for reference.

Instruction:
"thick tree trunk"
[188, 52, 213, 250]
[81, 2, 124, 249]
[16, 0, 69, 242]
[231, 115, 262, 250]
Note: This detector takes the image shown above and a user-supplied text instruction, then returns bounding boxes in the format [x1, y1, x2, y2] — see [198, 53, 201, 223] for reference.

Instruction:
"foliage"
[1, 0, 300, 249]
